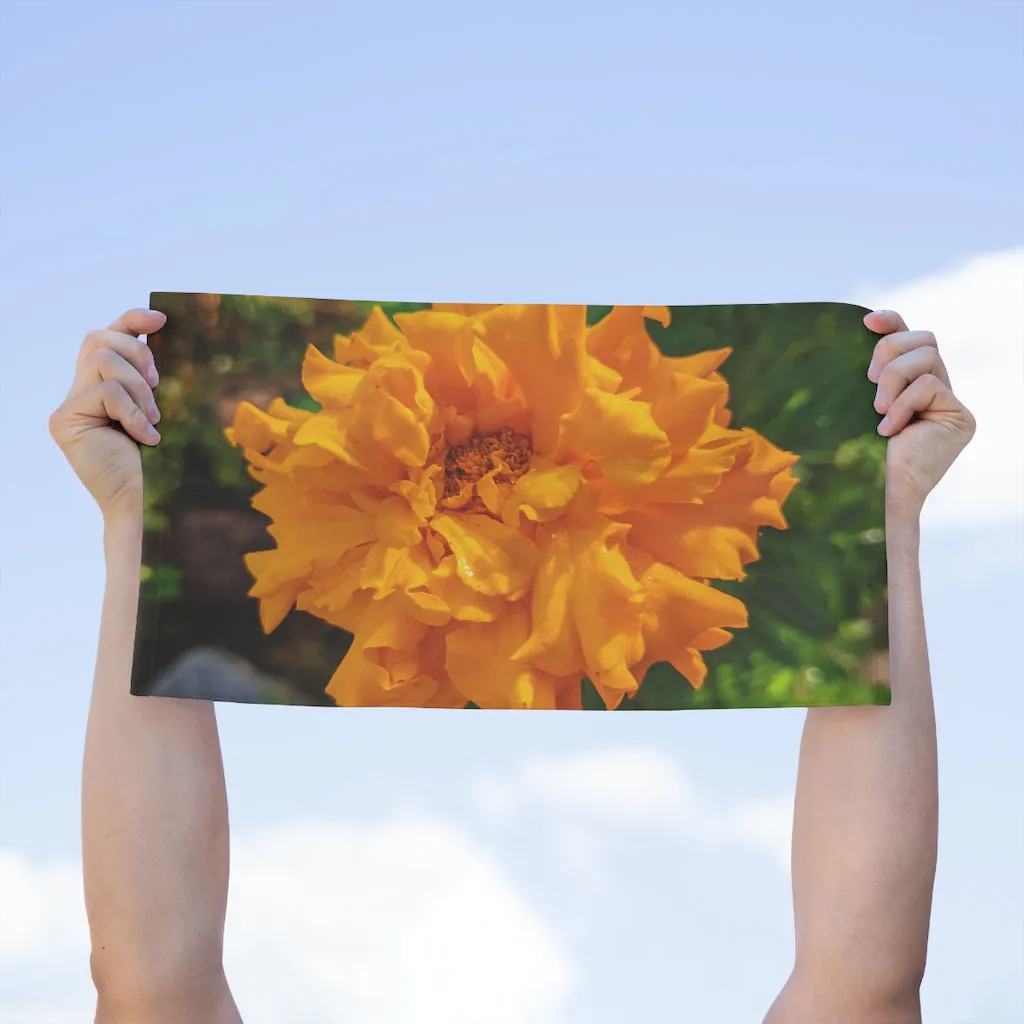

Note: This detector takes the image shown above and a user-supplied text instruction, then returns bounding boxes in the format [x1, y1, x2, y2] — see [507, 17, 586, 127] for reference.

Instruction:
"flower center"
[442, 428, 532, 505]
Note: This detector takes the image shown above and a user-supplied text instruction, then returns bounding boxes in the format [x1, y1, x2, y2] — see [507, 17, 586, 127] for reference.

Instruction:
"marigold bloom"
[225, 304, 799, 709]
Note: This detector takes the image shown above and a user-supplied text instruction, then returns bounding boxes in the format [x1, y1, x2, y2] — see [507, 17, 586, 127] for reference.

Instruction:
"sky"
[1, 1, 1022, 1022]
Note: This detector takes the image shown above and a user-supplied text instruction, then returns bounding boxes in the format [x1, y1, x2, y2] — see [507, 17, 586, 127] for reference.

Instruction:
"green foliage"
[140, 564, 184, 602]
[619, 303, 889, 710]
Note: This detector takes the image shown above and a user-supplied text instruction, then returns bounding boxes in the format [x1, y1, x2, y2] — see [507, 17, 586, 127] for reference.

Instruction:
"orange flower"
[225, 304, 799, 709]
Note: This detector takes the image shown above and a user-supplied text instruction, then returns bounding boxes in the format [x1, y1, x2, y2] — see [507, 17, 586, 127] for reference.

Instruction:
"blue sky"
[1, 2, 1022, 1022]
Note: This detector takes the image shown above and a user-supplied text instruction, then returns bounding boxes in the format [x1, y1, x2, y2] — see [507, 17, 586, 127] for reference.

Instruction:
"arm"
[765, 310, 975, 1024]
[51, 309, 242, 1023]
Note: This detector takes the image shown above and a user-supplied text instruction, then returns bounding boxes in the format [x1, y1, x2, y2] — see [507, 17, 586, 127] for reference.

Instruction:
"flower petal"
[623, 505, 759, 580]
[446, 604, 559, 709]
[512, 526, 585, 676]
[555, 388, 671, 486]
[427, 556, 506, 622]
[649, 370, 729, 453]
[393, 310, 479, 407]
[567, 517, 646, 700]
[374, 495, 425, 547]
[301, 345, 365, 407]
[502, 461, 583, 526]
[664, 348, 733, 379]
[353, 354, 436, 467]
[333, 306, 407, 365]
[430, 512, 539, 598]
[325, 595, 440, 707]
[700, 429, 801, 532]
[359, 542, 431, 598]
[225, 401, 305, 452]
[475, 304, 588, 454]
[597, 440, 743, 513]
[583, 306, 665, 389]
[389, 467, 441, 521]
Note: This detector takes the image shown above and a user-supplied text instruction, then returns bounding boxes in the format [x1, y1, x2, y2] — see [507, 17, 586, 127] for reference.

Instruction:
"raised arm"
[765, 309, 975, 1024]
[50, 309, 242, 1024]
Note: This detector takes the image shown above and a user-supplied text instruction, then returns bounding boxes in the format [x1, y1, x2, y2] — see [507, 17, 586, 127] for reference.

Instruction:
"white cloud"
[0, 818, 575, 1024]
[851, 247, 1024, 532]
[469, 747, 793, 873]
[0, 852, 94, 1024]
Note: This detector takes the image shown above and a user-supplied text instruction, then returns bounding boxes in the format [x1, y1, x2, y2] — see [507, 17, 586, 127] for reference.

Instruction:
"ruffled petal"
[512, 526, 584, 676]
[374, 495, 425, 547]
[475, 304, 588, 455]
[567, 516, 646, 704]
[446, 604, 559, 709]
[699, 428, 801, 532]
[502, 461, 583, 526]
[596, 439, 743, 513]
[584, 306, 664, 388]
[333, 306, 407, 365]
[225, 400, 309, 452]
[430, 512, 539, 598]
[393, 310, 479, 408]
[555, 388, 671, 486]
[325, 595, 441, 707]
[623, 505, 759, 580]
[664, 348, 732, 379]
[649, 370, 728, 452]
[427, 556, 507, 622]
[301, 345, 364, 407]
[352, 353, 436, 467]
[359, 542, 431, 598]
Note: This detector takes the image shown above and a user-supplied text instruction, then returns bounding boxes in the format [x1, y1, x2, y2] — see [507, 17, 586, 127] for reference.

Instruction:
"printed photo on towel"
[133, 295, 888, 710]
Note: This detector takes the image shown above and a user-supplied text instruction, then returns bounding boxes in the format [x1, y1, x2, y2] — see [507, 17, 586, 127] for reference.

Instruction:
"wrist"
[885, 506, 921, 557]
[102, 511, 144, 562]
[886, 496, 923, 533]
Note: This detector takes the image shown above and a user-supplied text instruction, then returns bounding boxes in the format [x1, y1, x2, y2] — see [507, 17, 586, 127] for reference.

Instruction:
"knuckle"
[877, 360, 899, 385]
[47, 407, 65, 440]
[98, 379, 123, 402]
[94, 347, 119, 370]
[127, 335, 147, 357]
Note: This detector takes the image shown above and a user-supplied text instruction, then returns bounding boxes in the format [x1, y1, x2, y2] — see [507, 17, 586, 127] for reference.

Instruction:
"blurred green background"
[134, 294, 887, 710]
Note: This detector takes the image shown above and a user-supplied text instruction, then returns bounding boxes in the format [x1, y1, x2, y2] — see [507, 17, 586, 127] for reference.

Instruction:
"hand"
[49, 308, 166, 521]
[864, 309, 976, 522]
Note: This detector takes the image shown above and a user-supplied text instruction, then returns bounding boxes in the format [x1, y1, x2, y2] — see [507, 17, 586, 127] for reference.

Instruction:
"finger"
[78, 328, 160, 387]
[866, 330, 948, 385]
[73, 348, 160, 424]
[107, 308, 167, 338]
[66, 380, 160, 446]
[874, 346, 950, 415]
[877, 373, 963, 436]
[864, 308, 909, 336]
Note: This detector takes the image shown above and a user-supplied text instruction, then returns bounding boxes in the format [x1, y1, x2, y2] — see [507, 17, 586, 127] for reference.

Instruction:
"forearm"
[787, 514, 937, 1006]
[83, 515, 233, 1007]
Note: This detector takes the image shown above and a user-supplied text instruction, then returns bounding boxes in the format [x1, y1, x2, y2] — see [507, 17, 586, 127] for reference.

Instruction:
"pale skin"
[49, 307, 975, 1023]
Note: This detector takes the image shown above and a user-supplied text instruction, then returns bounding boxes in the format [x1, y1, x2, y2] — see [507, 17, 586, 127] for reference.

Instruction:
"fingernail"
[148, 402, 161, 424]
[877, 415, 890, 435]
[867, 359, 879, 380]
[147, 366, 160, 386]
[873, 387, 884, 411]
[147, 424, 160, 442]
[147, 309, 166, 320]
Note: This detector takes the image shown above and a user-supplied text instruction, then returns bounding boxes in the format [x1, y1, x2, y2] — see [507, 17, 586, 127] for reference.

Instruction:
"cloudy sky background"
[1, 2, 1021, 1022]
